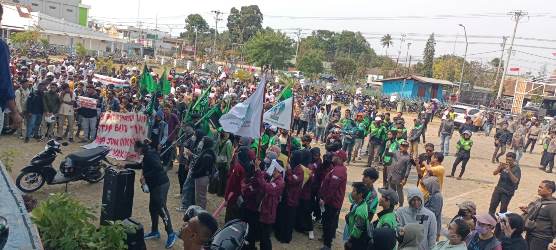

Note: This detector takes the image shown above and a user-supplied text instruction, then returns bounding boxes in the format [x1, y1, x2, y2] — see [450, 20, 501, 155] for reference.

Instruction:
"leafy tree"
[75, 43, 87, 57]
[332, 57, 357, 80]
[422, 33, 436, 77]
[297, 49, 324, 80]
[381, 34, 393, 56]
[227, 5, 263, 44]
[244, 29, 294, 69]
[433, 55, 463, 82]
[10, 30, 40, 53]
[490, 57, 503, 68]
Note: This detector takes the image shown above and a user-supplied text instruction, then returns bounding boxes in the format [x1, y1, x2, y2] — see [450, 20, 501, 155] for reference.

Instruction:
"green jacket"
[349, 187, 379, 220]
[383, 139, 400, 165]
[346, 201, 369, 239]
[368, 122, 386, 140]
[375, 209, 398, 229]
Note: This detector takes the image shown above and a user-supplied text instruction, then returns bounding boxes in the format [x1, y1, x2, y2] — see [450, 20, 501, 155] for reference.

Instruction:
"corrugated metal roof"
[378, 75, 458, 87]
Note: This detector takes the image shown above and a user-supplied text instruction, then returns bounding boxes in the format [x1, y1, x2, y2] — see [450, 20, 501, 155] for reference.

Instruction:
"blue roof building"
[378, 75, 457, 101]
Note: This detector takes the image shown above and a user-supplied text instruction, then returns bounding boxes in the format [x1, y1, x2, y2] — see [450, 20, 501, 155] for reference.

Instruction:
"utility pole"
[405, 42, 412, 74]
[211, 10, 223, 61]
[295, 28, 302, 62]
[493, 36, 507, 86]
[497, 10, 528, 99]
[395, 34, 406, 75]
[458, 23, 468, 96]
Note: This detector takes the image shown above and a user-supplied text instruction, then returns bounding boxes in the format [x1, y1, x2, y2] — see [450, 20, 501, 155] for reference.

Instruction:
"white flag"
[219, 78, 266, 138]
[263, 97, 292, 130]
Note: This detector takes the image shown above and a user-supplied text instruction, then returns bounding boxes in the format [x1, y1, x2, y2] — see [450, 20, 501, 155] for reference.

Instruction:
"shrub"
[31, 193, 128, 250]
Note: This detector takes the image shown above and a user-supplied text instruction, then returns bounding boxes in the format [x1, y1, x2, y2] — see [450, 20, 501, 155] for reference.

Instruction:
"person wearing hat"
[465, 213, 501, 250]
[450, 201, 477, 232]
[374, 188, 399, 229]
[386, 139, 412, 206]
[367, 116, 386, 167]
[449, 130, 473, 180]
[319, 150, 348, 250]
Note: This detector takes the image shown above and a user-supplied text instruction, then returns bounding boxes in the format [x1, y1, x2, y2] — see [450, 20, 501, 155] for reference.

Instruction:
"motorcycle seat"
[68, 147, 108, 163]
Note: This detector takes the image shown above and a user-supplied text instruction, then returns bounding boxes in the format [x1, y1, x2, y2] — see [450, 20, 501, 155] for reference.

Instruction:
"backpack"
[524, 200, 556, 231]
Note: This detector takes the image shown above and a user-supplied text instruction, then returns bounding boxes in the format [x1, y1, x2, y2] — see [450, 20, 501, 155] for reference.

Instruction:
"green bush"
[31, 193, 128, 250]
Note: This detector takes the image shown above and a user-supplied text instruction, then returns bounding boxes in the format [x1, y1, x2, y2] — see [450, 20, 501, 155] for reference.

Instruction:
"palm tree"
[381, 34, 393, 56]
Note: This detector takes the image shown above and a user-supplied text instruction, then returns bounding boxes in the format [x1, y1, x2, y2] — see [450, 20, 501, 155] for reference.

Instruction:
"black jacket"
[495, 129, 513, 145]
[26, 91, 44, 114]
[191, 137, 216, 179]
[500, 235, 528, 250]
[126, 148, 169, 188]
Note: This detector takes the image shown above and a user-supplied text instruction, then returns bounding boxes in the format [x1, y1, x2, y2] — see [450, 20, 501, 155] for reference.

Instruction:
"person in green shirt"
[344, 182, 370, 250]
[449, 130, 474, 180]
[382, 130, 399, 187]
[374, 188, 399, 229]
[367, 117, 386, 167]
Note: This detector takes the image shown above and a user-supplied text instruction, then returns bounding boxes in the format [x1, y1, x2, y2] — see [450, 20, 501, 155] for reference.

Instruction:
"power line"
[498, 10, 528, 98]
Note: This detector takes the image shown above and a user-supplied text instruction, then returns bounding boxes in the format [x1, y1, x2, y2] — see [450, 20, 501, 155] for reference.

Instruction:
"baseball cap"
[462, 130, 472, 136]
[378, 188, 399, 206]
[399, 140, 409, 146]
[476, 213, 497, 226]
[375, 117, 382, 121]
[363, 168, 379, 180]
[457, 201, 477, 213]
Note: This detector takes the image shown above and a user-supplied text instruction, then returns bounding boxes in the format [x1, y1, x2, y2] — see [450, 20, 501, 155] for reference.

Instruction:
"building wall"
[382, 79, 415, 98]
[8, 0, 86, 26]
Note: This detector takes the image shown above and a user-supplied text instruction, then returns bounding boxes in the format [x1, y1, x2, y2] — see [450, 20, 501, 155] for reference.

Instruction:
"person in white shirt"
[325, 92, 334, 113]
[57, 83, 75, 142]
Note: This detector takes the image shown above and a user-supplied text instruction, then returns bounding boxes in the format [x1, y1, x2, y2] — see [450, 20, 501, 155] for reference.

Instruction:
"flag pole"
[256, 74, 268, 159]
[286, 82, 295, 167]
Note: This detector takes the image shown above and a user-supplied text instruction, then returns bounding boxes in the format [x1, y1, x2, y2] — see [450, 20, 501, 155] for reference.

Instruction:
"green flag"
[277, 78, 294, 101]
[159, 68, 171, 96]
[191, 85, 212, 112]
[140, 64, 157, 94]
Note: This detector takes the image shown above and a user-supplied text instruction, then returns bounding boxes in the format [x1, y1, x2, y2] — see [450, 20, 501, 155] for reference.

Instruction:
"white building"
[4, 0, 90, 26]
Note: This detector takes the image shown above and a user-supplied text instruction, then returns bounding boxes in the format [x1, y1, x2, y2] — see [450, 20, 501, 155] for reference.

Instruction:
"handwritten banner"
[78, 96, 97, 109]
[86, 112, 148, 162]
[93, 74, 130, 87]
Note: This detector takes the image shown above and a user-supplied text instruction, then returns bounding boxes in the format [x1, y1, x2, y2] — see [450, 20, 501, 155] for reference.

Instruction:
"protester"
[492, 123, 512, 163]
[77, 85, 100, 143]
[14, 78, 30, 138]
[521, 180, 556, 249]
[418, 152, 445, 199]
[396, 187, 438, 250]
[56, 83, 74, 142]
[524, 121, 541, 153]
[124, 140, 176, 249]
[465, 213, 501, 250]
[344, 182, 370, 250]
[255, 160, 285, 250]
[450, 201, 478, 232]
[432, 218, 469, 250]
[540, 132, 556, 173]
[398, 223, 425, 250]
[382, 130, 399, 187]
[178, 213, 218, 250]
[275, 150, 304, 243]
[211, 129, 233, 197]
[449, 130, 473, 180]
[488, 152, 521, 215]
[386, 140, 412, 206]
[374, 188, 399, 229]
[319, 150, 348, 250]
[24, 83, 45, 142]
[422, 176, 443, 239]
[511, 129, 525, 163]
[499, 213, 527, 250]
[408, 118, 424, 157]
[439, 115, 455, 156]
[367, 117, 385, 167]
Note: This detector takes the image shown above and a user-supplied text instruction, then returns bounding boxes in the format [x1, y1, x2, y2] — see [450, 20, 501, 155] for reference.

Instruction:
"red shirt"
[241, 176, 261, 212]
[224, 160, 245, 204]
[319, 164, 347, 209]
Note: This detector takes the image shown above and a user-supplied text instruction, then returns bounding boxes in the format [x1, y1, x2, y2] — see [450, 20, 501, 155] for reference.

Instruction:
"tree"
[297, 49, 324, 80]
[10, 30, 40, 53]
[244, 29, 294, 69]
[227, 5, 263, 44]
[433, 55, 463, 82]
[332, 57, 357, 80]
[381, 34, 393, 56]
[422, 33, 436, 77]
[490, 57, 503, 68]
[180, 14, 209, 44]
[75, 43, 87, 57]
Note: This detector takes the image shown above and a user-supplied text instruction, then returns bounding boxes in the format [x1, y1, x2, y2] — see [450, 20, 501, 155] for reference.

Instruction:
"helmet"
[45, 114, 56, 124]
[209, 219, 248, 250]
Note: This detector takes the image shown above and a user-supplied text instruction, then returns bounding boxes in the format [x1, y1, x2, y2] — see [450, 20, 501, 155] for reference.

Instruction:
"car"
[451, 104, 484, 127]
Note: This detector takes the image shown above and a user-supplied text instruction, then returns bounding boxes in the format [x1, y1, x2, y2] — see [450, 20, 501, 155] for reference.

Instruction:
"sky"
[82, 0, 556, 75]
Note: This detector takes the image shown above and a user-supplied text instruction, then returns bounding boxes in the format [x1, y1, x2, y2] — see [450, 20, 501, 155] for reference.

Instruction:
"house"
[378, 75, 458, 101]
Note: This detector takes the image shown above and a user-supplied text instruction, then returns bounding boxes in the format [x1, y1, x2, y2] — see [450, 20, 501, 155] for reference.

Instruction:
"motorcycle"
[15, 140, 111, 193]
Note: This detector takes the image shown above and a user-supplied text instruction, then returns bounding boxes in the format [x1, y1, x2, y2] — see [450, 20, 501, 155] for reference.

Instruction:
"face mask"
[475, 224, 488, 234]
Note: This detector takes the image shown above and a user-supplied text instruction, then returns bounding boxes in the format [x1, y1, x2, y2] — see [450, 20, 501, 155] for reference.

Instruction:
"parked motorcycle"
[15, 140, 111, 193]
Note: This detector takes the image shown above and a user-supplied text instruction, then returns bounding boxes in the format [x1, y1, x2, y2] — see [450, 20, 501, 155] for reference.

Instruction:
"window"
[67, 9, 73, 12]
[49, 6, 56, 10]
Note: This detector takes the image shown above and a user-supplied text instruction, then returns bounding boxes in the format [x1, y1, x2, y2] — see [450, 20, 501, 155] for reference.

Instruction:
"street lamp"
[458, 24, 468, 95]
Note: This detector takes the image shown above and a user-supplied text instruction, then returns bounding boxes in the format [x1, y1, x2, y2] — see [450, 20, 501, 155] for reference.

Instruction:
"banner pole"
[286, 83, 295, 166]
[256, 75, 268, 159]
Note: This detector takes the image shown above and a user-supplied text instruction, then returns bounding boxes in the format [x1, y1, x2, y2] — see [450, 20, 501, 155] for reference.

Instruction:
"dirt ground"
[0, 112, 549, 250]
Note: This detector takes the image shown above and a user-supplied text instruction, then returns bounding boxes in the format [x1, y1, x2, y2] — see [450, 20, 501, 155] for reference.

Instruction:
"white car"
[451, 104, 483, 127]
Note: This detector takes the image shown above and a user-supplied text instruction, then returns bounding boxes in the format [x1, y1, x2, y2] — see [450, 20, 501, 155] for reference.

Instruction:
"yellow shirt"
[418, 165, 445, 200]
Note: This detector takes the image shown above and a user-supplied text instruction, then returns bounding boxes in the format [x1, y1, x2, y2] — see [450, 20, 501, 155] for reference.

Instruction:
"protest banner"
[85, 112, 148, 162]
[77, 96, 97, 109]
[93, 74, 130, 88]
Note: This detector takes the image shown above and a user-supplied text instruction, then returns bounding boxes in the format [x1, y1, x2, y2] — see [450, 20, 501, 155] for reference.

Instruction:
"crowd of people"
[4, 4, 556, 250]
